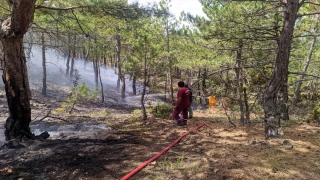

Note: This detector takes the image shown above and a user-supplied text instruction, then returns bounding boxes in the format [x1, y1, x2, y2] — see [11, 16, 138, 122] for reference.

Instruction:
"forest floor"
[0, 84, 320, 180]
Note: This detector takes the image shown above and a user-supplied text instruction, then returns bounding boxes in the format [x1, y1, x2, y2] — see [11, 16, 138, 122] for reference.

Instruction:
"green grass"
[158, 153, 185, 171]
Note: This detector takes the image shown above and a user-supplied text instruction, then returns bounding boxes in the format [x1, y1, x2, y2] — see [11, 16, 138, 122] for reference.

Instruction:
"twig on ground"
[33, 110, 51, 121]
[202, 121, 214, 129]
[221, 103, 236, 127]
[37, 110, 52, 121]
[46, 115, 68, 122]
[36, 110, 68, 122]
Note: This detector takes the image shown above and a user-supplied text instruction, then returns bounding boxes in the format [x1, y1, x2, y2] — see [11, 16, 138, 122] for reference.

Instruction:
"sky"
[127, 0, 206, 18]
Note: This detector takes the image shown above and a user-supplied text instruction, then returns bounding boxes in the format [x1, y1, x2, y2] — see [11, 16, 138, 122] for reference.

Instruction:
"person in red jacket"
[172, 81, 190, 126]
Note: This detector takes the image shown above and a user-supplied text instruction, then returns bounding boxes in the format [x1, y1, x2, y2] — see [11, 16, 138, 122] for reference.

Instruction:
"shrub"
[307, 105, 320, 124]
[151, 103, 172, 119]
[56, 83, 98, 114]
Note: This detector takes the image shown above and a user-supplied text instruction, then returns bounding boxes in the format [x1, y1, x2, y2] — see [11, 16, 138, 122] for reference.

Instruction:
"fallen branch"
[221, 103, 236, 127]
[33, 110, 51, 121]
[46, 115, 68, 122]
[36, 110, 68, 122]
[37, 110, 52, 121]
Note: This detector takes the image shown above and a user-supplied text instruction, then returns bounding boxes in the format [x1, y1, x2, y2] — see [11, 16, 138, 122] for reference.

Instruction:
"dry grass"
[116, 105, 320, 180]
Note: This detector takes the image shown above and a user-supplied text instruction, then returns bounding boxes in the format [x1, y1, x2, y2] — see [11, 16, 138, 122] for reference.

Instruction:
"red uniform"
[177, 87, 190, 109]
[172, 87, 190, 123]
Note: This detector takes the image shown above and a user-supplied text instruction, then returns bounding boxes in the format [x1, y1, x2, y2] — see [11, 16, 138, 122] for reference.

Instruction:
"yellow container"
[209, 96, 216, 108]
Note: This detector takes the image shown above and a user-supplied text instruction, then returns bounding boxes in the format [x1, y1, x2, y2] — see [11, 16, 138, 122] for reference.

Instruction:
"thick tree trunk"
[263, 0, 300, 139]
[1, 0, 36, 141]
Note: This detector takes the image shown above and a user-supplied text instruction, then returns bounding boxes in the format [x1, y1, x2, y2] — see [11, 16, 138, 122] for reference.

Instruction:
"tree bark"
[198, 69, 202, 104]
[98, 65, 104, 103]
[235, 39, 245, 124]
[141, 36, 148, 120]
[201, 68, 207, 104]
[41, 32, 47, 95]
[132, 72, 137, 95]
[115, 26, 125, 99]
[1, 0, 36, 141]
[70, 34, 76, 78]
[166, 19, 174, 103]
[66, 33, 71, 75]
[93, 36, 99, 87]
[263, 0, 300, 139]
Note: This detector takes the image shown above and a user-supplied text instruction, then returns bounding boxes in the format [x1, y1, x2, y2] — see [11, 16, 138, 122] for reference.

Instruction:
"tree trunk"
[66, 33, 71, 75]
[98, 65, 104, 103]
[1, 0, 36, 141]
[83, 42, 90, 69]
[235, 39, 245, 124]
[263, 0, 300, 139]
[164, 74, 167, 101]
[198, 69, 202, 104]
[166, 19, 174, 103]
[201, 68, 207, 104]
[121, 76, 126, 100]
[243, 86, 250, 123]
[292, 34, 317, 106]
[132, 73, 137, 95]
[110, 55, 113, 67]
[41, 32, 47, 95]
[93, 36, 99, 87]
[70, 34, 76, 78]
[115, 25, 125, 99]
[141, 37, 148, 120]
[103, 52, 107, 66]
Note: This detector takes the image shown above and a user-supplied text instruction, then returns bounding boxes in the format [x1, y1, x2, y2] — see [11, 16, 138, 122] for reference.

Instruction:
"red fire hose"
[121, 123, 206, 180]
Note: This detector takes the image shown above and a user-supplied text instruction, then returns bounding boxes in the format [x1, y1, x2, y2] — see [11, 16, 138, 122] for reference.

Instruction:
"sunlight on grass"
[119, 126, 142, 132]
[292, 140, 319, 153]
[159, 153, 185, 171]
[89, 108, 113, 119]
[180, 160, 203, 176]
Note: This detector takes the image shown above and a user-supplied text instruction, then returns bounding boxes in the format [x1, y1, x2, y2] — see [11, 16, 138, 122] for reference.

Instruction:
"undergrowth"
[150, 103, 172, 119]
[54, 83, 98, 114]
